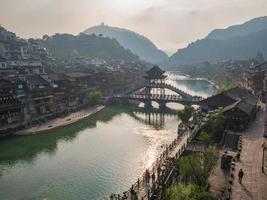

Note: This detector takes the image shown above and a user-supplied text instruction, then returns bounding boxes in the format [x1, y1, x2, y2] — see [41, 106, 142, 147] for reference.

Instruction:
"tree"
[179, 146, 218, 187]
[203, 145, 219, 173]
[87, 90, 102, 105]
[179, 154, 207, 186]
[216, 75, 234, 93]
[42, 34, 50, 41]
[177, 105, 194, 124]
[200, 108, 225, 143]
[166, 184, 217, 200]
[197, 132, 213, 145]
[255, 50, 265, 64]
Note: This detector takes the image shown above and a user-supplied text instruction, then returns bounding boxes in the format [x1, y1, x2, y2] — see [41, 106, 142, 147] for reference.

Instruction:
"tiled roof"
[145, 66, 166, 79]
[25, 74, 48, 85]
[64, 72, 90, 78]
[223, 99, 254, 115]
[201, 87, 258, 115]
[48, 73, 67, 81]
[0, 55, 7, 62]
[0, 78, 13, 88]
[200, 93, 236, 108]
[224, 87, 258, 106]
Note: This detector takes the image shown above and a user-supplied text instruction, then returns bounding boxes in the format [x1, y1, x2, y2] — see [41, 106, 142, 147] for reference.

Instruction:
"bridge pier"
[159, 101, 167, 110]
[144, 100, 153, 109]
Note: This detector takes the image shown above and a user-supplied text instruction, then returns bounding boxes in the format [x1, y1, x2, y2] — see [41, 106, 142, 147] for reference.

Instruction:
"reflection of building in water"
[133, 111, 166, 129]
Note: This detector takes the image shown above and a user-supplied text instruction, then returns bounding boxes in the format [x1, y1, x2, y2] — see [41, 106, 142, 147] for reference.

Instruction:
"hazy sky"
[0, 0, 267, 54]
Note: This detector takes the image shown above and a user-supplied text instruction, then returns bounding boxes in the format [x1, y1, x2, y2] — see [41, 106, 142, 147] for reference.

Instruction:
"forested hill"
[206, 16, 267, 40]
[84, 24, 168, 64]
[39, 33, 140, 61]
[168, 16, 267, 66]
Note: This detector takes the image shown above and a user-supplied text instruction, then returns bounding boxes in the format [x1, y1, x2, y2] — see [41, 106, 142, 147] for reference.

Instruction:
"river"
[0, 73, 215, 200]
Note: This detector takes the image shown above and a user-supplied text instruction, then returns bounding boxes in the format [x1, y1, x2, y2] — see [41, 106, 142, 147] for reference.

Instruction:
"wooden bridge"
[111, 83, 204, 109]
[110, 66, 205, 109]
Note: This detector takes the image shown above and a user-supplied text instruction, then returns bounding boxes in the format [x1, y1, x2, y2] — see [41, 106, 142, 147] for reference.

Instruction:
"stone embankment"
[16, 105, 105, 135]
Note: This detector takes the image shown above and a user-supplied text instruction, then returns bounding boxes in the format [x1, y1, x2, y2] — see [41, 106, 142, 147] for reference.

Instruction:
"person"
[236, 152, 240, 161]
[152, 173, 155, 183]
[130, 185, 135, 199]
[238, 168, 244, 184]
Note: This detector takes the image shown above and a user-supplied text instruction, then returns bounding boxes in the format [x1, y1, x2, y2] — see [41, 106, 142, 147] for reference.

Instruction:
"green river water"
[0, 73, 215, 200]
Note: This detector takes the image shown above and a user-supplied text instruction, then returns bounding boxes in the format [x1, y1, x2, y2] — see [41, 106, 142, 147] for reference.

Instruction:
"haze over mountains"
[83, 17, 267, 67]
[169, 16, 267, 66]
[84, 24, 168, 64]
[3, 16, 266, 67]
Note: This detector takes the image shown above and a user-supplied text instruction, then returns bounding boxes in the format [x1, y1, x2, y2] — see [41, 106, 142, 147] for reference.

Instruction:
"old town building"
[25, 74, 54, 122]
[201, 87, 258, 131]
[243, 62, 267, 100]
[0, 78, 24, 132]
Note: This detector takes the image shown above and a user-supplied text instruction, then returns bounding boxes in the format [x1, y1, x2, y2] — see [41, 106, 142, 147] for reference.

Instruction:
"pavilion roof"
[144, 66, 166, 79]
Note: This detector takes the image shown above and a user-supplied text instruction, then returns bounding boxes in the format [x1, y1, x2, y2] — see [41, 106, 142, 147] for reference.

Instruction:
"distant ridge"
[169, 16, 267, 66]
[206, 16, 267, 40]
[84, 24, 168, 64]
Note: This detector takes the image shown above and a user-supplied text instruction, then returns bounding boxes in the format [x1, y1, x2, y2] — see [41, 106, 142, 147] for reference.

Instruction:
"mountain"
[207, 16, 267, 40]
[169, 16, 267, 66]
[84, 24, 168, 64]
[39, 33, 139, 61]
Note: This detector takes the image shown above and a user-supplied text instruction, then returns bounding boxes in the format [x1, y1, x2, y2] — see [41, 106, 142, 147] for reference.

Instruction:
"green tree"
[197, 132, 213, 144]
[177, 105, 194, 124]
[201, 108, 225, 143]
[216, 75, 234, 93]
[166, 184, 217, 200]
[203, 145, 219, 173]
[87, 90, 102, 105]
[179, 154, 207, 186]
[255, 50, 265, 64]
[179, 146, 218, 187]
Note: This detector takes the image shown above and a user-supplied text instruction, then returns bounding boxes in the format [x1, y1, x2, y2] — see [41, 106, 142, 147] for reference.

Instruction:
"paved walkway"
[232, 107, 267, 200]
[16, 106, 105, 135]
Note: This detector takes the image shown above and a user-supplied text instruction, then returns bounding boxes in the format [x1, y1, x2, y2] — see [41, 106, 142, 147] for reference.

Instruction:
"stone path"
[16, 106, 105, 135]
[232, 107, 267, 200]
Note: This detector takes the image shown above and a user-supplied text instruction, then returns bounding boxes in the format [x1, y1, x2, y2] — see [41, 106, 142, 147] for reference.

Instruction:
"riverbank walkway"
[16, 105, 105, 135]
[231, 105, 267, 200]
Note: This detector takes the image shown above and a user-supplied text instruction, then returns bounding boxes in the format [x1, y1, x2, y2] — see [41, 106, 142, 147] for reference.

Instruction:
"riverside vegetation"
[165, 107, 225, 200]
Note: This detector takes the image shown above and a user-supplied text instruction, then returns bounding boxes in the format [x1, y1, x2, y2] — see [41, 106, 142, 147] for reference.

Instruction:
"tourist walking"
[147, 171, 150, 183]
[152, 173, 155, 183]
[238, 168, 244, 184]
[130, 185, 135, 200]
[236, 152, 240, 161]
